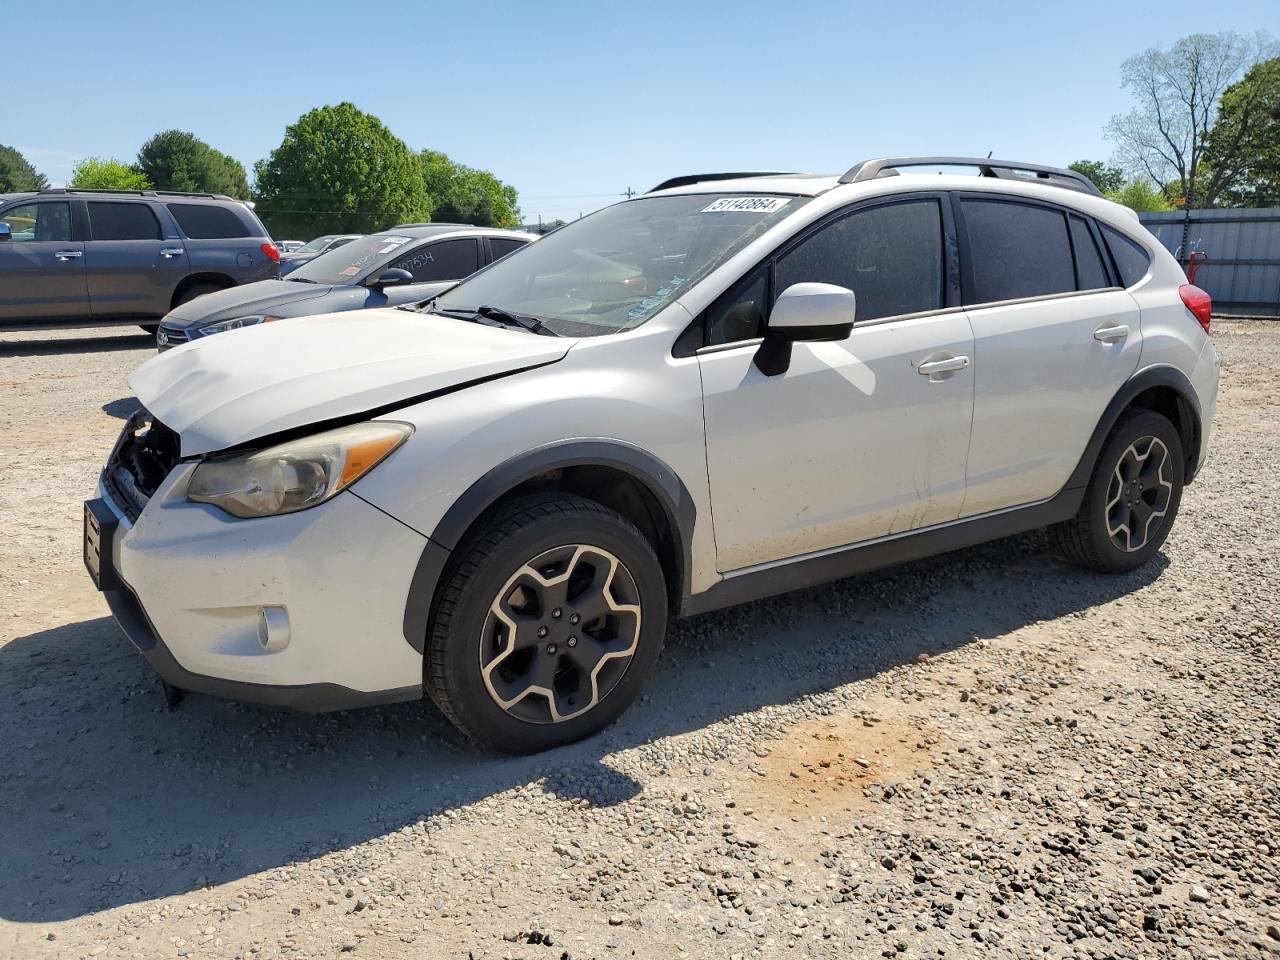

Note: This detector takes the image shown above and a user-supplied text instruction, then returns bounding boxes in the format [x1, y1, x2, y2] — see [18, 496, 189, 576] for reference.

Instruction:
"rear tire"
[425, 493, 667, 754]
[1051, 409, 1184, 573]
[172, 282, 223, 309]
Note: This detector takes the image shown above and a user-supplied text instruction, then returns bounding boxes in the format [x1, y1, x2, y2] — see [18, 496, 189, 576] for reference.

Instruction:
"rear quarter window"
[167, 203, 252, 239]
[1100, 224, 1152, 288]
[489, 237, 527, 261]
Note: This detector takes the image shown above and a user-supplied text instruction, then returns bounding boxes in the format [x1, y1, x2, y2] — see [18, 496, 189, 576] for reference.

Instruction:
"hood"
[130, 309, 572, 456]
[165, 279, 334, 328]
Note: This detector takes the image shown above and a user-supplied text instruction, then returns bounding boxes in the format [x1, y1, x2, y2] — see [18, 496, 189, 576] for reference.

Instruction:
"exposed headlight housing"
[197, 314, 282, 336]
[187, 422, 413, 518]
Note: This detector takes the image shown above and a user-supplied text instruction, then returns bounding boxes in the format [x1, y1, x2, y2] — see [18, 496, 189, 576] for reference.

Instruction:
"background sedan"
[278, 233, 362, 275]
[155, 224, 535, 349]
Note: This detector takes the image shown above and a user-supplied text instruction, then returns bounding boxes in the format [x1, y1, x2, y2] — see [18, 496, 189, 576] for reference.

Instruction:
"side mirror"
[367, 267, 413, 291]
[0, 223, 11, 242]
[754, 282, 856, 375]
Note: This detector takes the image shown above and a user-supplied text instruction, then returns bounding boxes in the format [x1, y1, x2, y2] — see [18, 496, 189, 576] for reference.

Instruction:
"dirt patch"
[742, 708, 940, 818]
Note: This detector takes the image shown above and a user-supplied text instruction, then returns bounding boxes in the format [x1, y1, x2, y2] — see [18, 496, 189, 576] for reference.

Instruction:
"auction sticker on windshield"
[701, 197, 790, 213]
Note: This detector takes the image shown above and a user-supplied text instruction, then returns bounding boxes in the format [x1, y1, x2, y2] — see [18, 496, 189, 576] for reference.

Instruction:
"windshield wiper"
[287, 276, 318, 284]
[475, 304, 557, 336]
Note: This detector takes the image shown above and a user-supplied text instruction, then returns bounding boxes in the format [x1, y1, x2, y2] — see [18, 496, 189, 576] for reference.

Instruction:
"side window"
[774, 199, 944, 323]
[489, 237, 527, 261]
[1100, 225, 1152, 288]
[87, 202, 161, 241]
[961, 199, 1075, 303]
[1069, 215, 1111, 291]
[167, 203, 251, 239]
[0, 202, 70, 242]
[393, 239, 479, 282]
[705, 269, 769, 345]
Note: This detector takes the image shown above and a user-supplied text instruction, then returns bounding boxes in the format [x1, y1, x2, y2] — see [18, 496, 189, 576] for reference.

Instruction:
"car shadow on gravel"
[0, 531, 1167, 922]
[0, 333, 152, 356]
[101, 397, 143, 420]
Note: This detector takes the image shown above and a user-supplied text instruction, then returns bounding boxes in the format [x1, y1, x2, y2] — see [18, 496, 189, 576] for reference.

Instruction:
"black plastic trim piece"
[1064, 364, 1203, 488]
[101, 582, 421, 712]
[401, 539, 451, 654]
[683, 489, 1084, 617]
[402, 440, 697, 652]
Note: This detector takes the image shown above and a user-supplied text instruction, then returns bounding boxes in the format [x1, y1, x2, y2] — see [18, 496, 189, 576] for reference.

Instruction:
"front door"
[0, 200, 87, 323]
[698, 196, 975, 571]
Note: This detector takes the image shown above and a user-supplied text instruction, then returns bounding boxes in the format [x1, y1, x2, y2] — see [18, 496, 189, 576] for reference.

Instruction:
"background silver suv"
[0, 188, 278, 332]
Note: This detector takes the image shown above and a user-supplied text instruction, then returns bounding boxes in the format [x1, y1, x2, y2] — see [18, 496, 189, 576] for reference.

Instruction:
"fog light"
[257, 606, 291, 652]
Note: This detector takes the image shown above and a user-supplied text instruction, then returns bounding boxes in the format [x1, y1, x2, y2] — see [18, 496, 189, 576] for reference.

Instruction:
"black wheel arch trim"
[401, 439, 697, 653]
[1066, 364, 1203, 490]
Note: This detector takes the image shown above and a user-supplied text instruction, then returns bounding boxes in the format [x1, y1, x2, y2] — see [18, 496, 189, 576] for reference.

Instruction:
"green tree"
[1205, 58, 1280, 207]
[1106, 31, 1277, 258]
[420, 149, 520, 227]
[1105, 179, 1175, 212]
[69, 157, 152, 190]
[0, 145, 48, 192]
[253, 103, 428, 237]
[137, 129, 250, 197]
[1068, 160, 1126, 194]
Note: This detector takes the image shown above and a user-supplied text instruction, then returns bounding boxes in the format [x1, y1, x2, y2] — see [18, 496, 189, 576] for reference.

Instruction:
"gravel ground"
[0, 322, 1277, 960]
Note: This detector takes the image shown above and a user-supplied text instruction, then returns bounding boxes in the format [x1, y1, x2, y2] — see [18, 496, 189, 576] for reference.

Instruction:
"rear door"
[84, 200, 189, 318]
[956, 194, 1141, 516]
[166, 201, 275, 284]
[0, 200, 87, 323]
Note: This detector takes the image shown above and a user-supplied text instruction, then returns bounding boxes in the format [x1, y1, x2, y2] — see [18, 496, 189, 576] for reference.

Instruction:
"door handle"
[159, 247, 185, 258]
[54, 250, 82, 260]
[917, 355, 970, 376]
[1093, 323, 1129, 343]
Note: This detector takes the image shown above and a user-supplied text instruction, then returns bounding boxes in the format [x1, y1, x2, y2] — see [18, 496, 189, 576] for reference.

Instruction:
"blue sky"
[5, 0, 1275, 222]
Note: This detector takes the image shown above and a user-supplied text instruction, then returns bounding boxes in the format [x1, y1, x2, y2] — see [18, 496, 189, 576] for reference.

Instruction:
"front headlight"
[187, 422, 413, 518]
[197, 314, 281, 336]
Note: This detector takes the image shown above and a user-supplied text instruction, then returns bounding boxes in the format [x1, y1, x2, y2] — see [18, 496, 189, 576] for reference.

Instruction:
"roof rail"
[388, 222, 473, 229]
[649, 172, 794, 193]
[39, 187, 236, 200]
[839, 157, 1102, 197]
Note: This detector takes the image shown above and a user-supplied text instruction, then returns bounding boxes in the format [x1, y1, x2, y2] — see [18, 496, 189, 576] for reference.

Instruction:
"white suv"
[85, 157, 1220, 753]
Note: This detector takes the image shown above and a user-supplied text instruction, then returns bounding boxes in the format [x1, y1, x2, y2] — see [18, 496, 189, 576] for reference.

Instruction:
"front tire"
[425, 494, 667, 753]
[1051, 409, 1184, 573]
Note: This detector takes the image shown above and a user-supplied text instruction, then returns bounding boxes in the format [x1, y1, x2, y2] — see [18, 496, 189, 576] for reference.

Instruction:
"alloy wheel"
[480, 544, 642, 723]
[1105, 436, 1173, 552]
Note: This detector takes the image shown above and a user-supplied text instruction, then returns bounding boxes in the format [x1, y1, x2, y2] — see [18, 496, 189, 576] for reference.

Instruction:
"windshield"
[288, 234, 416, 286]
[435, 193, 806, 336]
[295, 235, 336, 255]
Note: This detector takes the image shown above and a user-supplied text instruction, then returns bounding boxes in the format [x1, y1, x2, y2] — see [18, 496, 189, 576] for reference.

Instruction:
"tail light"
[1179, 284, 1212, 334]
[261, 242, 280, 264]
